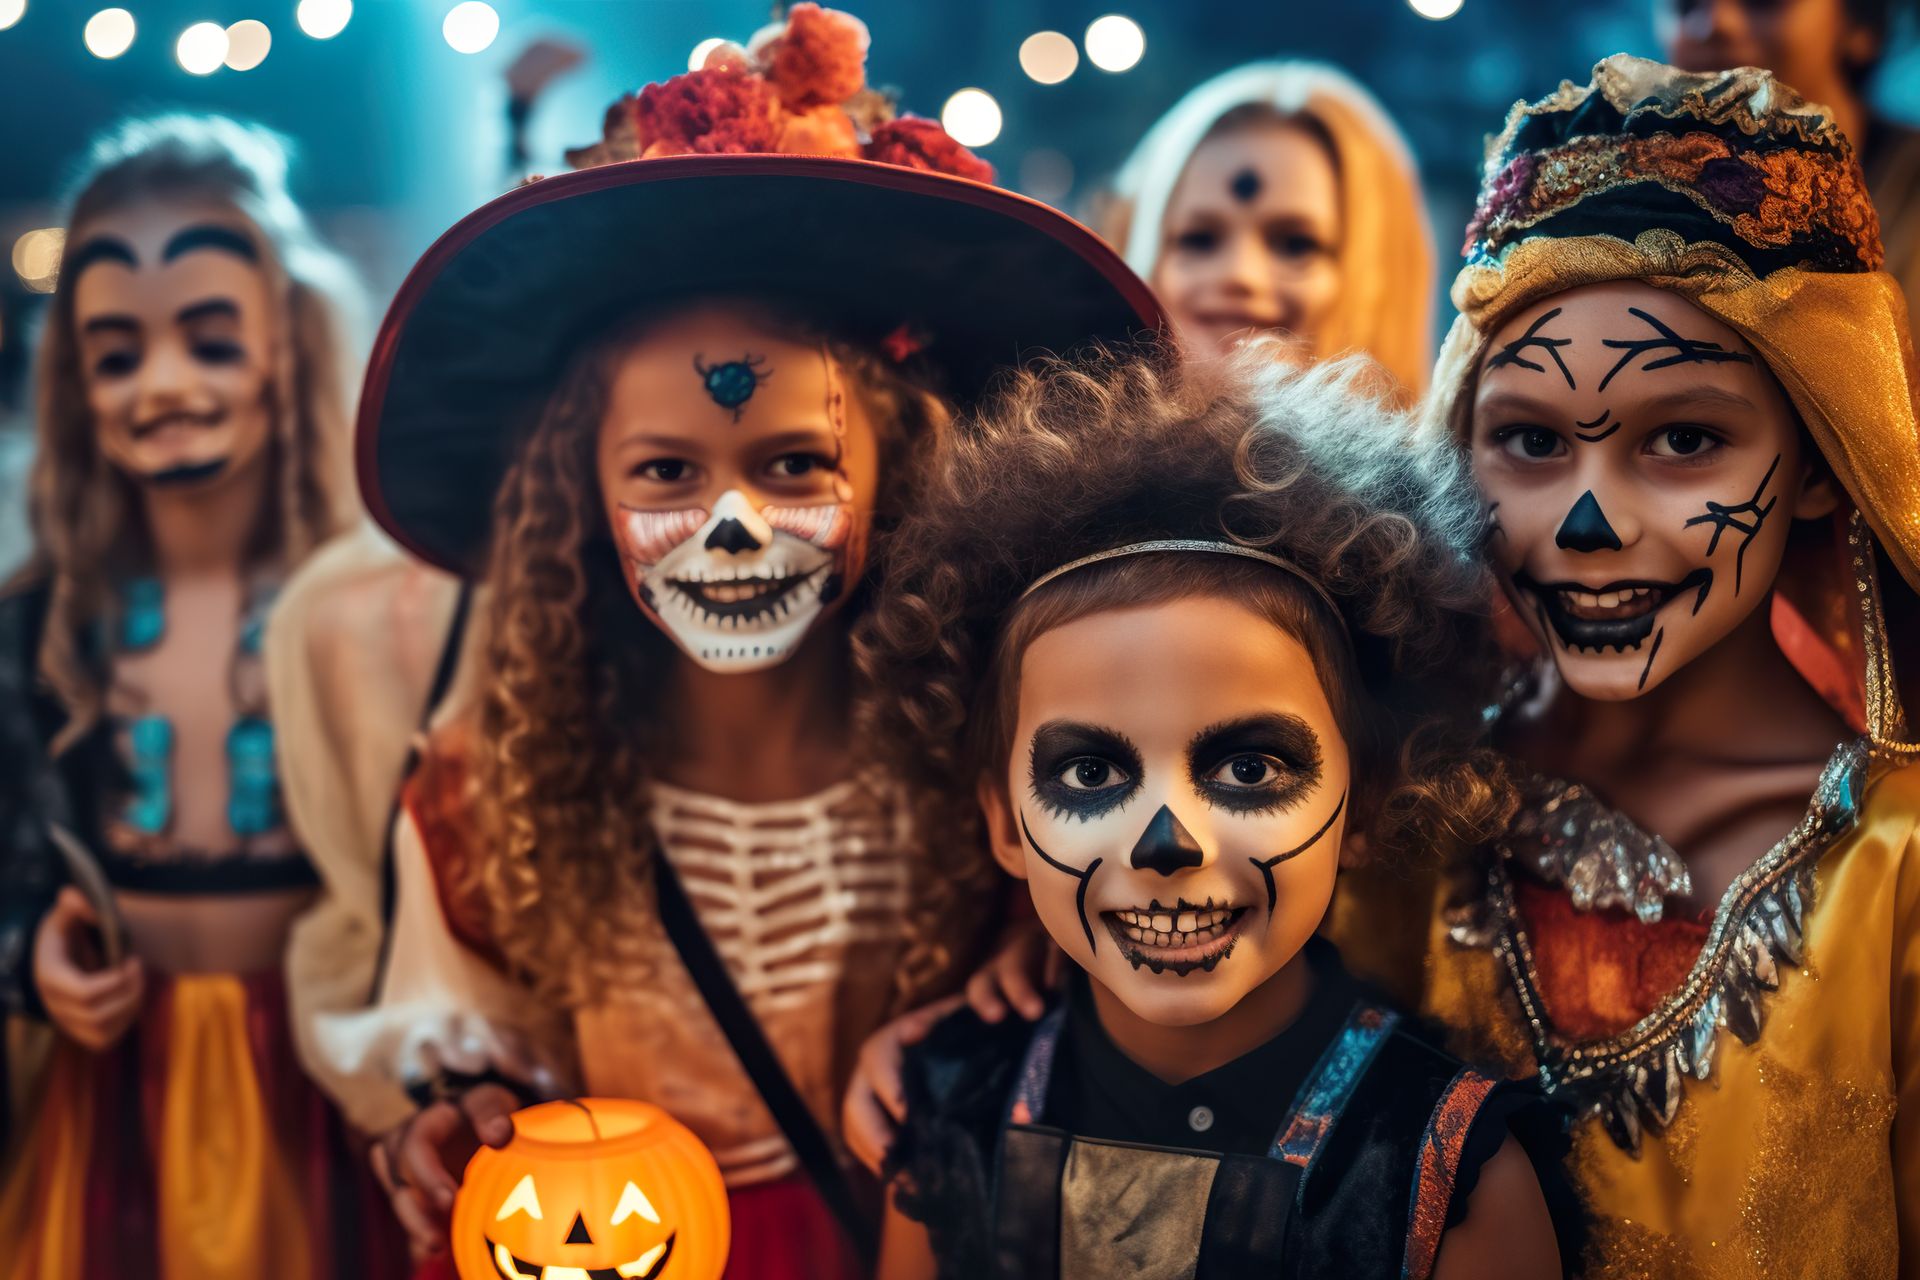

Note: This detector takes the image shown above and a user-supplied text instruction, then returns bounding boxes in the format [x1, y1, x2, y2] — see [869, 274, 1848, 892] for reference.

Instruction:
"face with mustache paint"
[596, 304, 881, 673]
[983, 595, 1350, 1028]
[71, 202, 277, 492]
[1472, 281, 1838, 701]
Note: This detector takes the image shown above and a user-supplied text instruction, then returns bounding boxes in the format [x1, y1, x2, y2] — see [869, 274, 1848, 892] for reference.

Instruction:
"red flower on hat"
[633, 67, 783, 157]
[762, 3, 869, 109]
[864, 116, 994, 183]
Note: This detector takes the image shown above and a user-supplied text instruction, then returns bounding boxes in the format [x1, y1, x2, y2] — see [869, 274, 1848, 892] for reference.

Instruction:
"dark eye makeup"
[1187, 713, 1323, 814]
[1028, 720, 1142, 821]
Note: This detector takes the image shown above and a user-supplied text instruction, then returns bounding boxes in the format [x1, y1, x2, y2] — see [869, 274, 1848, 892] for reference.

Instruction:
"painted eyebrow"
[176, 298, 240, 325]
[162, 224, 258, 263]
[67, 236, 139, 276]
[1186, 712, 1323, 768]
[1028, 719, 1144, 774]
[81, 314, 139, 336]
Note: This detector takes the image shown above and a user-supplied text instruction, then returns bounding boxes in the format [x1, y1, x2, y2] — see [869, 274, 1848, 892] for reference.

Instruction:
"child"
[1427, 56, 1920, 1276]
[860, 348, 1576, 1278]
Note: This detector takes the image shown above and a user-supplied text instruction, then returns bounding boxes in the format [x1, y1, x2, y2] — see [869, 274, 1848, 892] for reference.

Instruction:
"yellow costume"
[1410, 56, 1920, 1278]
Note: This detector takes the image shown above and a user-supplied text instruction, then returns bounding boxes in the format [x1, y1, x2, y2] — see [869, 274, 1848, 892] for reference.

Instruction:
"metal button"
[1187, 1105, 1214, 1133]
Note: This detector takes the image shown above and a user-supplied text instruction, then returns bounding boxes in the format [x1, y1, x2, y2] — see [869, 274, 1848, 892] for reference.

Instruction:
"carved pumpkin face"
[450, 1098, 730, 1280]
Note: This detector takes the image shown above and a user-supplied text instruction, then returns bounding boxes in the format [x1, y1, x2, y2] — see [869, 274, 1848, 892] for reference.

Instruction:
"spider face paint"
[995, 597, 1349, 1029]
[71, 202, 277, 493]
[597, 306, 883, 673]
[1472, 281, 1817, 700]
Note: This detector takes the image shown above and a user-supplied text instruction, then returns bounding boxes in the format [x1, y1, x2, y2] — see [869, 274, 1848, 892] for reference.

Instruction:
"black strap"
[371, 581, 473, 994]
[652, 850, 877, 1266]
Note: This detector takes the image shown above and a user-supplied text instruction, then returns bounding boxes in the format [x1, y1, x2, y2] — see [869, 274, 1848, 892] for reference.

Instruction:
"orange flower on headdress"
[759, 3, 870, 109]
[633, 67, 783, 157]
[865, 116, 995, 183]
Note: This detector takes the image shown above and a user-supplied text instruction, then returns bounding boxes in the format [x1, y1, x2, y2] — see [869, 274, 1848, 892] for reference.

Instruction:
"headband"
[1018, 539, 1349, 639]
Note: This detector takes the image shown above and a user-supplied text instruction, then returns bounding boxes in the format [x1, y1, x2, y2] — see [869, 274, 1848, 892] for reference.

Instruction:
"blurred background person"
[1661, 0, 1920, 318]
[0, 114, 405, 1276]
[1100, 62, 1435, 403]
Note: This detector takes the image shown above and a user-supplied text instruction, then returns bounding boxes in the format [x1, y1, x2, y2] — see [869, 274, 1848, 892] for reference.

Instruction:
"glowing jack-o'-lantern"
[450, 1098, 730, 1280]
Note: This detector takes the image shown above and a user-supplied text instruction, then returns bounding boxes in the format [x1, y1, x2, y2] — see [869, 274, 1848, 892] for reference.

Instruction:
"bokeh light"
[12, 228, 65, 294]
[689, 36, 725, 71]
[224, 19, 270, 70]
[1019, 31, 1078, 85]
[1084, 15, 1145, 72]
[84, 8, 135, 59]
[941, 88, 1003, 148]
[442, 2, 499, 54]
[176, 21, 228, 75]
[1408, 0, 1464, 17]
[296, 0, 351, 40]
[0, 1, 24, 33]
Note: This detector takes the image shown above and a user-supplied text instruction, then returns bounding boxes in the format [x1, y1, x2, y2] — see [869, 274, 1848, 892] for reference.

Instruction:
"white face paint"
[619, 488, 851, 672]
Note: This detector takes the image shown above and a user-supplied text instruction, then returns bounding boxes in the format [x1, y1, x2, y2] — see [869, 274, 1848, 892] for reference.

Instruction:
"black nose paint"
[1556, 489, 1622, 553]
[1130, 805, 1204, 877]
[704, 517, 763, 554]
[566, 1212, 593, 1245]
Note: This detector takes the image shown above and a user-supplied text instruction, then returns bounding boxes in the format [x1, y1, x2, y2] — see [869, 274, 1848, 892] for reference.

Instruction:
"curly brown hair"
[856, 342, 1516, 995]
[470, 300, 950, 1006]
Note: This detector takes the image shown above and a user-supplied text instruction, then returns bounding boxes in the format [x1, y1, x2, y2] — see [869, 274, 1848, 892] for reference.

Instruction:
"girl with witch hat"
[1422, 56, 1920, 1277]
[296, 7, 1162, 1276]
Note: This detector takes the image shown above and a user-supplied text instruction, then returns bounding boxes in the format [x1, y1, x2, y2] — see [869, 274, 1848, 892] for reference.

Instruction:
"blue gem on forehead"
[694, 353, 771, 421]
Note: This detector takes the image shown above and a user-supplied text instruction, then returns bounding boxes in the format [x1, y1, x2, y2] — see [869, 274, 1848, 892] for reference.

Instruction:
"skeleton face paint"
[71, 202, 277, 492]
[1471, 281, 1824, 700]
[596, 305, 883, 673]
[1152, 122, 1341, 360]
[992, 596, 1350, 1029]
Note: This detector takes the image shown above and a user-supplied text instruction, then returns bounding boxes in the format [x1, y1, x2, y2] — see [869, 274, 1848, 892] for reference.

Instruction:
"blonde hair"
[22, 114, 364, 752]
[1107, 62, 1434, 404]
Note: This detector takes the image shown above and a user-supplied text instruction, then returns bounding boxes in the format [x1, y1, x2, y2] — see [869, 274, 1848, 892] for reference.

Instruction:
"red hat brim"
[358, 153, 1167, 576]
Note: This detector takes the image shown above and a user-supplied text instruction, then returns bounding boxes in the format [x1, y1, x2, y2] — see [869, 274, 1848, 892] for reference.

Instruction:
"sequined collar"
[1448, 737, 1868, 1153]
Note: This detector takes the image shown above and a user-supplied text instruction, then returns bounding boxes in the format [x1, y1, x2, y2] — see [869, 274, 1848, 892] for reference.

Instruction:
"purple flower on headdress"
[1695, 156, 1767, 215]
[1463, 152, 1538, 254]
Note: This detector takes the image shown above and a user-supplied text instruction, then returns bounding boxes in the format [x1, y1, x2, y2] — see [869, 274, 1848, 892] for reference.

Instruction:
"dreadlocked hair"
[854, 339, 1516, 1000]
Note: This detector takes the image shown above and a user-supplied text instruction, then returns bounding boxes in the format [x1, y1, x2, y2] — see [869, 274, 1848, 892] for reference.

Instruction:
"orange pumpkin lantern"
[450, 1098, 730, 1280]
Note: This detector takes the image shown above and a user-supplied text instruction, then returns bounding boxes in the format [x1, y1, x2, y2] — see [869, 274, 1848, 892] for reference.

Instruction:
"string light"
[442, 2, 499, 54]
[12, 228, 64, 294]
[1408, 0, 1465, 16]
[1084, 15, 1144, 73]
[84, 7, 135, 58]
[176, 21, 228, 75]
[296, 0, 351, 40]
[941, 88, 1002, 148]
[1019, 31, 1078, 85]
[224, 18, 270, 70]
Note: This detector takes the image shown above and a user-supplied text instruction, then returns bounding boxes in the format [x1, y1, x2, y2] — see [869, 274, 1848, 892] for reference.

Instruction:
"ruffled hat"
[359, 4, 1164, 575]
[1431, 55, 1917, 580]
[1427, 55, 1920, 740]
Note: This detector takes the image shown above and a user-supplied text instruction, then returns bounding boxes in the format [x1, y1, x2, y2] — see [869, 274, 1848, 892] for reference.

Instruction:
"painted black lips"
[668, 565, 825, 622]
[1513, 569, 1712, 653]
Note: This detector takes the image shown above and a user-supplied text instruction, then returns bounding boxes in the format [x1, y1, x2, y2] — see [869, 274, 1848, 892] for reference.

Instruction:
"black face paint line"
[67, 235, 139, 277]
[1596, 306, 1754, 393]
[1228, 167, 1262, 203]
[1019, 810, 1102, 955]
[1637, 626, 1665, 692]
[1249, 790, 1346, 915]
[692, 353, 771, 423]
[142, 457, 230, 488]
[1682, 453, 1780, 595]
[1556, 489, 1623, 553]
[161, 224, 259, 264]
[1487, 307, 1577, 390]
[1510, 568, 1714, 653]
[1574, 409, 1622, 443]
[1129, 805, 1204, 877]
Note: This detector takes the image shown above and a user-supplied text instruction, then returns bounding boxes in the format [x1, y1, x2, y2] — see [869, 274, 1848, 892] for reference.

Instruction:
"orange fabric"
[1515, 878, 1708, 1040]
[0, 1040, 93, 1278]
[155, 974, 314, 1280]
[1403, 1068, 1502, 1280]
